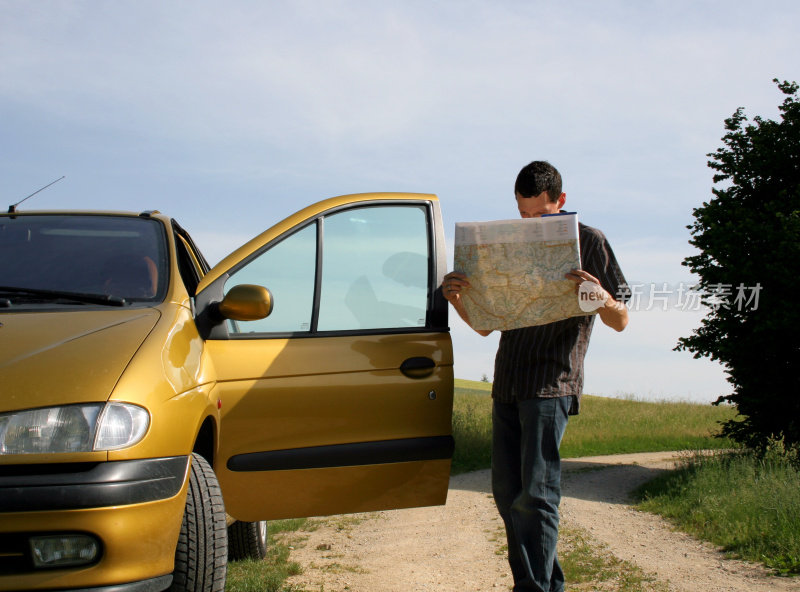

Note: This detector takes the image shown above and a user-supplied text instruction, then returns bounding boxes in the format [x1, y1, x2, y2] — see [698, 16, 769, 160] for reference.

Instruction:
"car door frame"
[192, 193, 454, 521]
[194, 193, 449, 338]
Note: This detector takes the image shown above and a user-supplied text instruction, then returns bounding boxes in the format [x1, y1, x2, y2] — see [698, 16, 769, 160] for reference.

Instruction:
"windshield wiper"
[0, 286, 127, 307]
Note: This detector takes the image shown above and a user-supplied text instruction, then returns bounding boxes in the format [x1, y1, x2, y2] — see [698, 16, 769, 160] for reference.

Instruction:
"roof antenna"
[8, 176, 66, 214]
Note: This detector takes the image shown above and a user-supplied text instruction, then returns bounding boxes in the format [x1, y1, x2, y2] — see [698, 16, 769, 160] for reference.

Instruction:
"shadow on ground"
[451, 452, 679, 506]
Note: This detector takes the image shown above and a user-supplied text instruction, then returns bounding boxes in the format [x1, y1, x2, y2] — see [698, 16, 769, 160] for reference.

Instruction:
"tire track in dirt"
[283, 452, 798, 591]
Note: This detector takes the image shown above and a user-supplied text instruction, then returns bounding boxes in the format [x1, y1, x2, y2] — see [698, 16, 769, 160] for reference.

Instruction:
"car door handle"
[400, 357, 436, 379]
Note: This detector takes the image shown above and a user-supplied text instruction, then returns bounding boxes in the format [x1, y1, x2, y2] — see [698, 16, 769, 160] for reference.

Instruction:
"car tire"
[227, 520, 268, 560]
[170, 453, 227, 592]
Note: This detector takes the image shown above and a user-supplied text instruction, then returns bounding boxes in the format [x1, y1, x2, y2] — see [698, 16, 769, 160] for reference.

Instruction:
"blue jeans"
[492, 396, 571, 592]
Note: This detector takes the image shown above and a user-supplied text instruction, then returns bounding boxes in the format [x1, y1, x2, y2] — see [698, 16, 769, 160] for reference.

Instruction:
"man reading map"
[441, 160, 629, 592]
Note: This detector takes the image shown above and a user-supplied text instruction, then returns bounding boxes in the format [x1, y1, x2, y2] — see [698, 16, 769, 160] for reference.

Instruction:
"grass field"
[451, 378, 736, 473]
[226, 519, 305, 592]
[636, 443, 800, 575]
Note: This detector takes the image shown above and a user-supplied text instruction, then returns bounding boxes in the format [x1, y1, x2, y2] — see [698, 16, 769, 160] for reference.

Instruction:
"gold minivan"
[0, 193, 454, 592]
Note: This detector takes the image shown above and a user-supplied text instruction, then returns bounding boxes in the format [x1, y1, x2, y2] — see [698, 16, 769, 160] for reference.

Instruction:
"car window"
[225, 223, 317, 333]
[174, 233, 204, 296]
[0, 214, 168, 305]
[223, 204, 430, 335]
[317, 205, 428, 330]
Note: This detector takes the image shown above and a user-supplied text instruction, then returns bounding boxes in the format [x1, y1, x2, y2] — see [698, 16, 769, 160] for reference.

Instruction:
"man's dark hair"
[514, 161, 562, 202]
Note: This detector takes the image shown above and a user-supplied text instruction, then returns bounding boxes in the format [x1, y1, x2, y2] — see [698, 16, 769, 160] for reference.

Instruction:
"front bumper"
[49, 575, 173, 592]
[0, 456, 189, 591]
[0, 456, 188, 513]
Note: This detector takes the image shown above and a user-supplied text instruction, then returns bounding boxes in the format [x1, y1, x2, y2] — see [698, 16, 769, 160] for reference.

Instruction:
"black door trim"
[226, 435, 454, 472]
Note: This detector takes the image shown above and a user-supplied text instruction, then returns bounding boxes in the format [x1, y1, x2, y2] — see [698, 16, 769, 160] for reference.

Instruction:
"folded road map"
[453, 213, 588, 331]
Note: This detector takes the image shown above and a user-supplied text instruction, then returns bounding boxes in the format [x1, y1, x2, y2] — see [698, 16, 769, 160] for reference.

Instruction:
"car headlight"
[0, 403, 150, 454]
[94, 403, 150, 450]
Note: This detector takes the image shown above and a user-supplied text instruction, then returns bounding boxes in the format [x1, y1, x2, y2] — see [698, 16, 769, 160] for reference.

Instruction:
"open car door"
[194, 193, 453, 521]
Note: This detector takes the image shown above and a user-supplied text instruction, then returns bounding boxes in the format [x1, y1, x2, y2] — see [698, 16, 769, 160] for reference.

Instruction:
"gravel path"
[284, 452, 798, 591]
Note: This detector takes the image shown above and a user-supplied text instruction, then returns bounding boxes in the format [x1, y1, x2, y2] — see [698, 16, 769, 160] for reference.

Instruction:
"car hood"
[0, 309, 161, 411]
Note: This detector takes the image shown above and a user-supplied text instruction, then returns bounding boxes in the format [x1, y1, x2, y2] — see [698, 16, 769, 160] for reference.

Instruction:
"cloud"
[5, 1, 794, 149]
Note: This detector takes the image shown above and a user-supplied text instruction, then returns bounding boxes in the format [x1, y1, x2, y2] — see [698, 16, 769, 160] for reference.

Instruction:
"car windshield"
[0, 214, 168, 306]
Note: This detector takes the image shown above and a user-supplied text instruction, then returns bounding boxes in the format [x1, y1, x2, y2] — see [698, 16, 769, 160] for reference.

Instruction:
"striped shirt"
[490, 223, 628, 414]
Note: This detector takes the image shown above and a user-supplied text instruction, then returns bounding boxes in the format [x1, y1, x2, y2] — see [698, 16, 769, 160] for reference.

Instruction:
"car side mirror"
[217, 284, 274, 321]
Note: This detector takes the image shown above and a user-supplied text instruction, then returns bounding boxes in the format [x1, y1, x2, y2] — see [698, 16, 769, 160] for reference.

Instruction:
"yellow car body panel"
[209, 333, 453, 520]
[102, 306, 219, 462]
[0, 193, 453, 591]
[223, 460, 452, 522]
[209, 336, 453, 452]
[0, 309, 160, 414]
[0, 483, 186, 590]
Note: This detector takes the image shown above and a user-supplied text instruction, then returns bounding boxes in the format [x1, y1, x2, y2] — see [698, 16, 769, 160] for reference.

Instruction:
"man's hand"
[442, 272, 469, 304]
[565, 268, 628, 332]
[441, 272, 493, 336]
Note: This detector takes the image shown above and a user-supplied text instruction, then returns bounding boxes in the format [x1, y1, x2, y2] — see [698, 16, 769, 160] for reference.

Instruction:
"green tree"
[678, 79, 800, 449]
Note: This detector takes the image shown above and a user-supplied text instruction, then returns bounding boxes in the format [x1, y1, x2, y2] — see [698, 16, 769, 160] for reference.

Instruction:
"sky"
[2, 1, 798, 403]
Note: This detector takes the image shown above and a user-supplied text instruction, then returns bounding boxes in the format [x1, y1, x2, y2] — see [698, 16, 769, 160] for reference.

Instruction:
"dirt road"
[284, 452, 798, 591]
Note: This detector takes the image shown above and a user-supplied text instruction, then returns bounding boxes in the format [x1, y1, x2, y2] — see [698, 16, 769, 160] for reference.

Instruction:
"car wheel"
[228, 520, 268, 560]
[170, 453, 227, 592]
